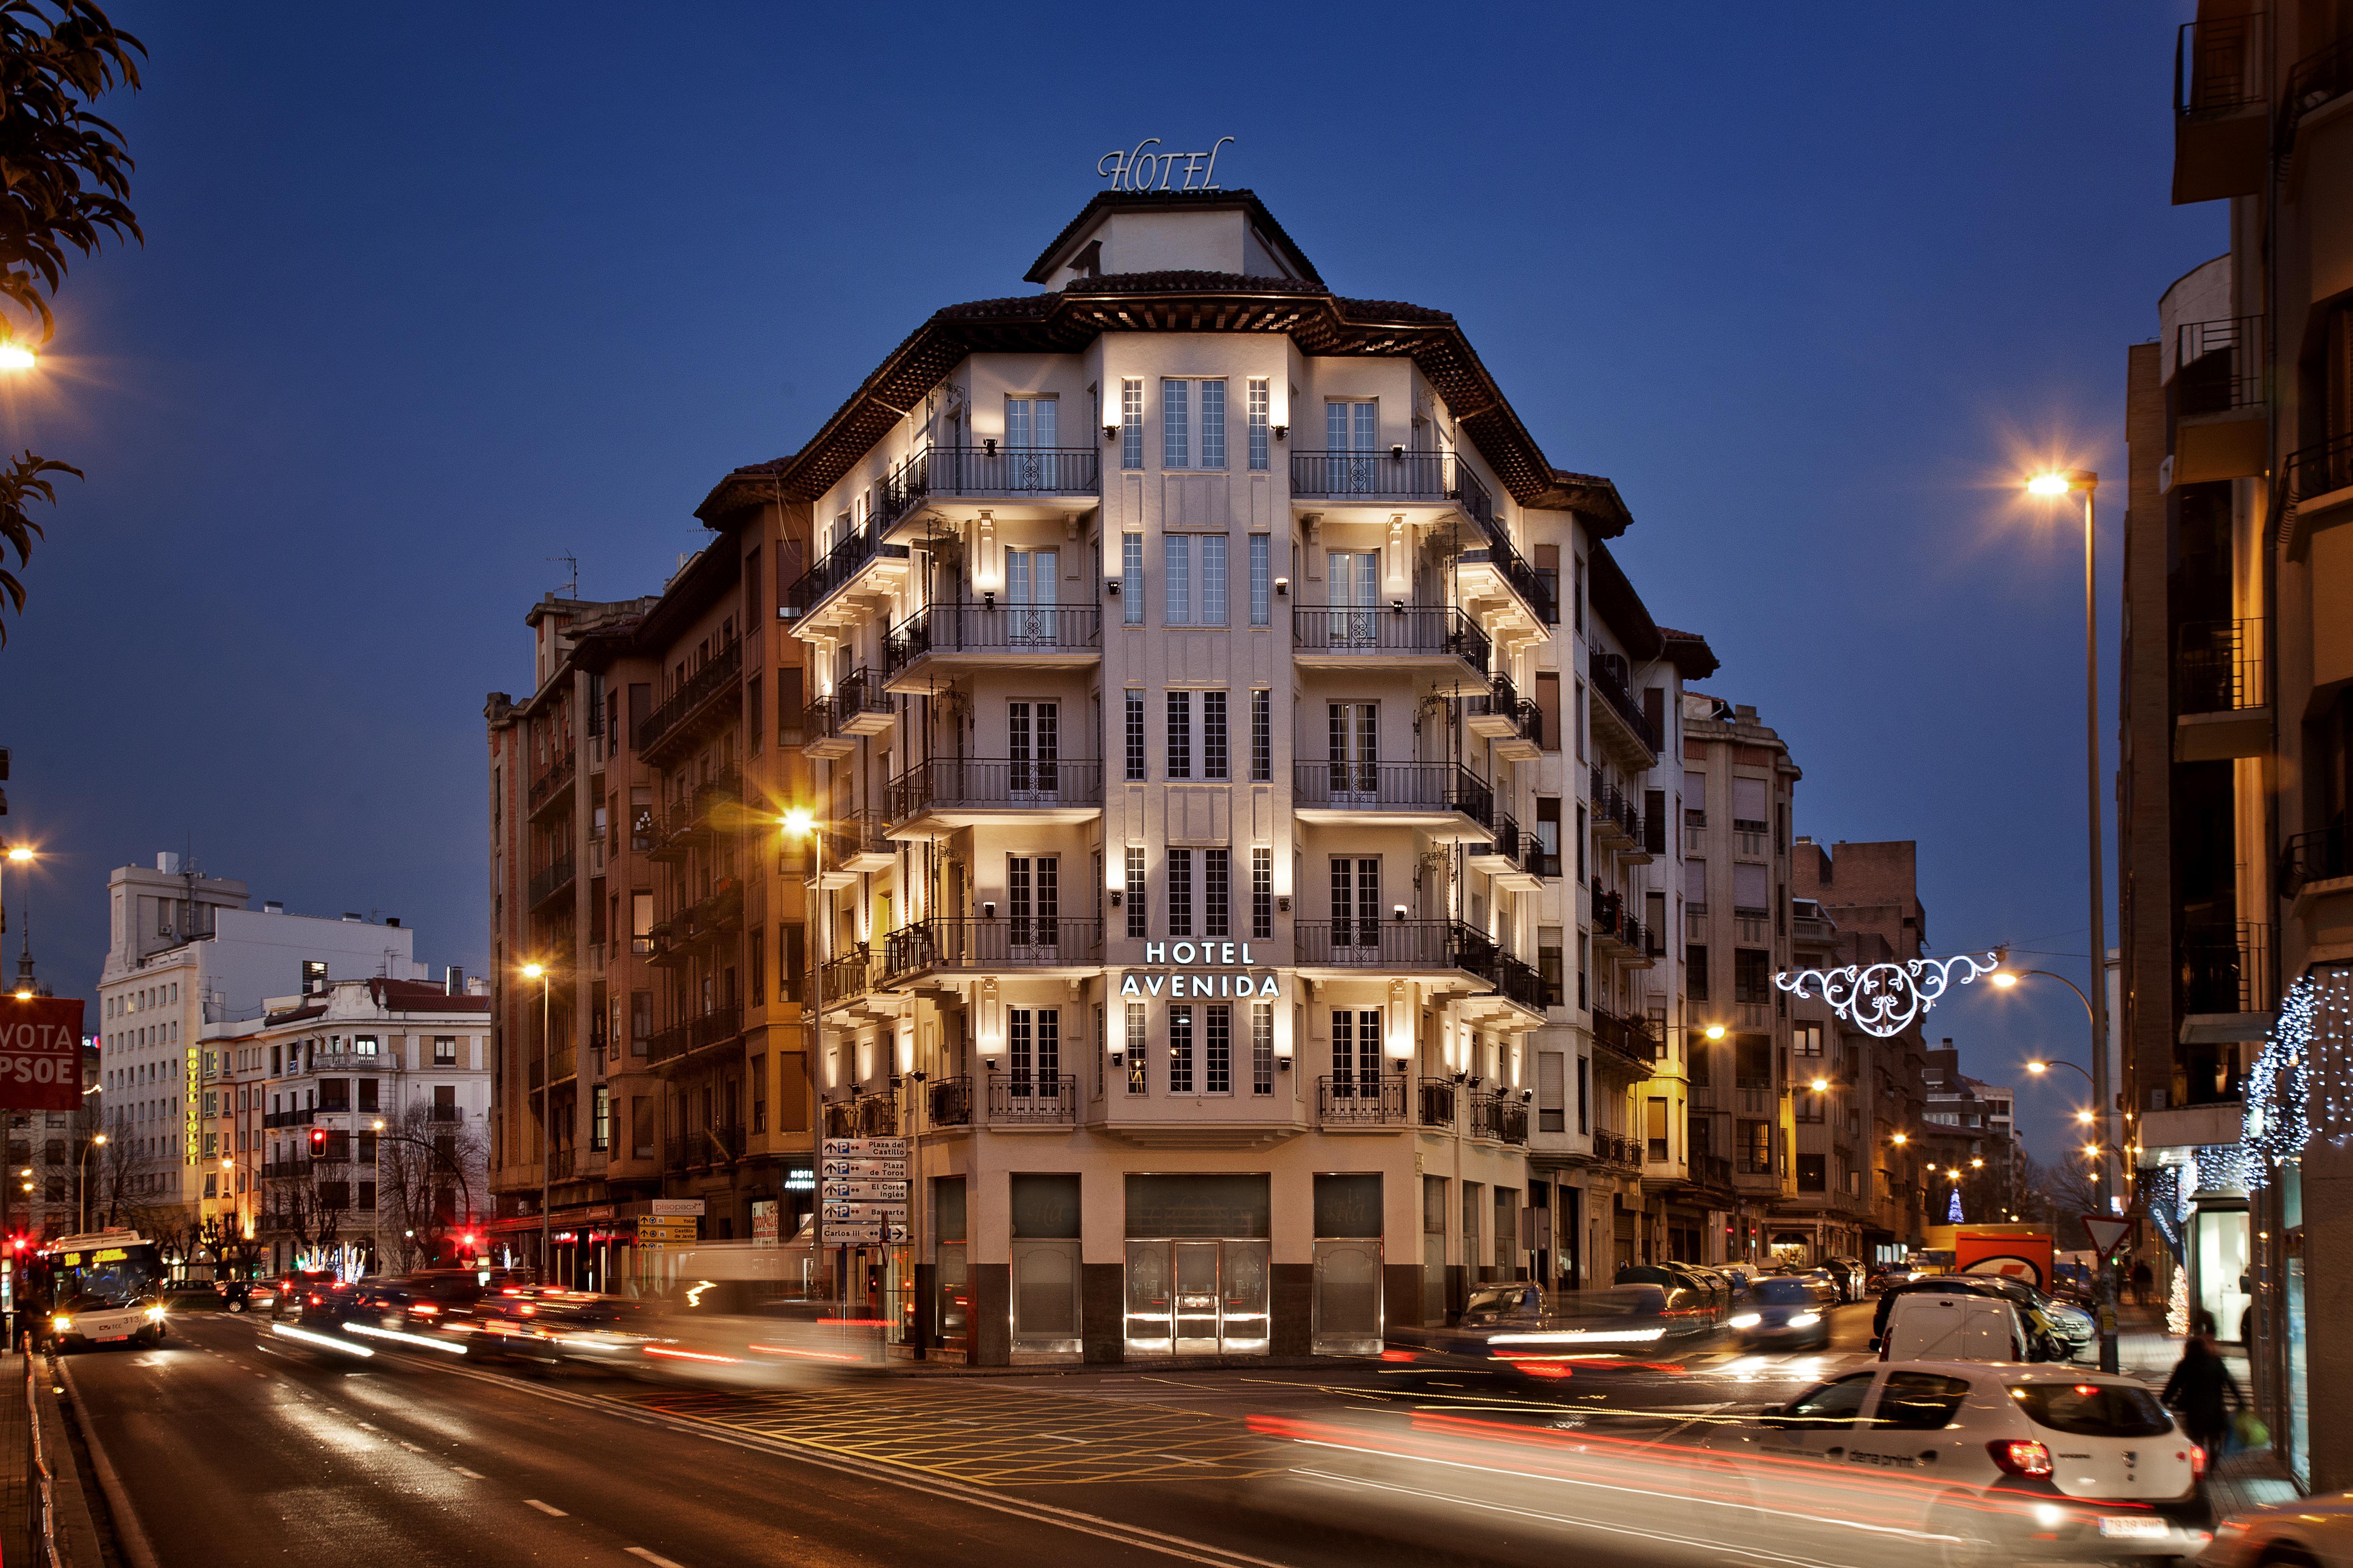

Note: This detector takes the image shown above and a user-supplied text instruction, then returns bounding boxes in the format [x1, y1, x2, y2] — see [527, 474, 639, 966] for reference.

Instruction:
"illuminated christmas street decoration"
[1773, 951, 2002, 1039]
[2241, 966, 2353, 1186]
[2167, 1262, 2190, 1337]
[1946, 1187, 1962, 1224]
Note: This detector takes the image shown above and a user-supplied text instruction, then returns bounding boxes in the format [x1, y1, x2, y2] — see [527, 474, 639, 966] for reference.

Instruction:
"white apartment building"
[683, 186, 1717, 1361]
[96, 854, 448, 1220]
[205, 976, 492, 1275]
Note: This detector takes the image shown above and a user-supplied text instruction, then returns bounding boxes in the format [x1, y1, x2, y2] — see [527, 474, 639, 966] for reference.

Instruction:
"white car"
[2202, 1494, 2353, 1566]
[1704, 1360, 2210, 1562]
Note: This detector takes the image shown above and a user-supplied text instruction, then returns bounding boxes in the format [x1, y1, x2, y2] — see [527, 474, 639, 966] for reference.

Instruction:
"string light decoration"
[2241, 967, 2353, 1184]
[2167, 1260, 2190, 1337]
[1774, 951, 2002, 1039]
[2142, 1164, 2184, 1259]
[1946, 1187, 1963, 1225]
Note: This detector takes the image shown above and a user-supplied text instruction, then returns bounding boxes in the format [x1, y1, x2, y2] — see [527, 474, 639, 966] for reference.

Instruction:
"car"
[1729, 1275, 1833, 1350]
[1823, 1255, 1867, 1302]
[269, 1271, 339, 1320]
[1870, 1275, 2072, 1361]
[2200, 1491, 2353, 1566]
[1707, 1361, 2210, 1561]
[472, 1289, 668, 1369]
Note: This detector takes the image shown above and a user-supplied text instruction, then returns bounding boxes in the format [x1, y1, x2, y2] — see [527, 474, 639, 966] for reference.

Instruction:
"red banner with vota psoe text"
[0, 996, 82, 1110]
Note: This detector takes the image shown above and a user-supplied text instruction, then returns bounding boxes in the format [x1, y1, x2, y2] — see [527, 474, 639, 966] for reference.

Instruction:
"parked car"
[1879, 1291, 2028, 1362]
[1822, 1255, 1866, 1301]
[1870, 1275, 2069, 1361]
[2200, 1491, 2353, 1566]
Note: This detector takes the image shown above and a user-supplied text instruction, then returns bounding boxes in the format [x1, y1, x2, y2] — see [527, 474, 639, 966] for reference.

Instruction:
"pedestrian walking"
[2161, 1331, 2244, 1466]
[2131, 1258, 2153, 1308]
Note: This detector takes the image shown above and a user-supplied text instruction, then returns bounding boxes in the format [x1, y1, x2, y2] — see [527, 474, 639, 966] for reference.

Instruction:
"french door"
[1324, 400, 1379, 494]
[1008, 1005, 1060, 1097]
[1009, 700, 1058, 799]
[1330, 857, 1379, 951]
[1007, 855, 1058, 951]
[1330, 1008, 1382, 1093]
[1006, 548, 1057, 647]
[1326, 550, 1378, 646]
[1005, 396, 1060, 490]
[1326, 702, 1376, 800]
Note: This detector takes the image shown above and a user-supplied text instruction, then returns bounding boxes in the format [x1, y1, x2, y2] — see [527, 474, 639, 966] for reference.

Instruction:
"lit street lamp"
[78, 1134, 104, 1232]
[520, 960, 551, 1280]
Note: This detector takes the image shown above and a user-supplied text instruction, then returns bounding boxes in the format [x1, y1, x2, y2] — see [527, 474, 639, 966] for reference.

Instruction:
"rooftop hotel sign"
[1098, 137, 1235, 193]
[1121, 940, 1281, 1000]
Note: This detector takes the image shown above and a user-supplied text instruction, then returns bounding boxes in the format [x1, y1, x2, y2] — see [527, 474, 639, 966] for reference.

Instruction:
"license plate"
[95, 1334, 128, 1343]
[2097, 1517, 2169, 1540]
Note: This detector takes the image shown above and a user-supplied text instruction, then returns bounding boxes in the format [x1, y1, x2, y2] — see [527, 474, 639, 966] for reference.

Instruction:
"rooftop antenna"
[549, 552, 579, 599]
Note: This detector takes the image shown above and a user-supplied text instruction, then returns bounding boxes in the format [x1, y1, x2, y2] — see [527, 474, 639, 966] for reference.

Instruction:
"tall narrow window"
[1125, 691, 1146, 781]
[1327, 701, 1377, 795]
[1200, 533, 1228, 624]
[1252, 848, 1274, 940]
[1166, 691, 1192, 778]
[1168, 848, 1194, 937]
[1161, 378, 1190, 468]
[1205, 1005, 1232, 1093]
[1125, 1002, 1148, 1094]
[1168, 1006, 1195, 1093]
[1247, 378, 1270, 471]
[1121, 532, 1143, 624]
[1251, 1002, 1274, 1095]
[1008, 700, 1057, 795]
[1199, 379, 1226, 468]
[1248, 533, 1270, 624]
[1331, 1008, 1381, 1091]
[1205, 848, 1230, 938]
[1331, 857, 1379, 947]
[1125, 846, 1147, 939]
[1007, 855, 1057, 947]
[1005, 395, 1056, 452]
[1165, 535, 1192, 624]
[1202, 690, 1228, 780]
[1251, 689, 1271, 781]
[1121, 378, 1144, 469]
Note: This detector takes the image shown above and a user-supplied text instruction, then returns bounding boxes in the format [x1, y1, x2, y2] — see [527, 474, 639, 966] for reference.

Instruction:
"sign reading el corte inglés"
[0, 997, 82, 1111]
[820, 1137, 909, 1246]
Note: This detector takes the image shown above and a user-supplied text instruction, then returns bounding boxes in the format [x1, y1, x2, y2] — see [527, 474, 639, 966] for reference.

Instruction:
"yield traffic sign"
[2082, 1215, 2134, 1254]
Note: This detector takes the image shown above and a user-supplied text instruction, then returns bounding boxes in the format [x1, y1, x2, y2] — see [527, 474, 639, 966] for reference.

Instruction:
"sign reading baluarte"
[820, 1137, 909, 1247]
[0, 996, 81, 1110]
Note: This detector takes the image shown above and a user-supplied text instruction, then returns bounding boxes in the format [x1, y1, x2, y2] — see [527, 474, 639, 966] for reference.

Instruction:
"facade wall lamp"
[1102, 424, 1119, 441]
[1272, 576, 1288, 597]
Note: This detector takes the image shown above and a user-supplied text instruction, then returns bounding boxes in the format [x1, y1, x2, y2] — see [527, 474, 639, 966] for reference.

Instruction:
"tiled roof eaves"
[694, 275, 1633, 540]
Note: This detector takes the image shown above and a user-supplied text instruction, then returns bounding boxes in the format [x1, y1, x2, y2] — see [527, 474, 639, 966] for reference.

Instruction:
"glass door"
[1007, 546, 1057, 647]
[1313, 1239, 1382, 1356]
[1222, 1240, 1270, 1354]
[1009, 1238, 1081, 1353]
[1124, 1241, 1172, 1353]
[1326, 705, 1377, 804]
[1326, 551, 1377, 646]
[1172, 1242, 1222, 1354]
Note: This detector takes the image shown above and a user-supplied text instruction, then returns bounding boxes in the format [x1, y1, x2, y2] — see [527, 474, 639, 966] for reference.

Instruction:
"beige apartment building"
[487, 187, 1721, 1360]
[2123, 0, 2353, 1489]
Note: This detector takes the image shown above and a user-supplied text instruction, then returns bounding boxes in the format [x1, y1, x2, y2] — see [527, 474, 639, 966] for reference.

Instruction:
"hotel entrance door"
[1124, 1238, 1270, 1356]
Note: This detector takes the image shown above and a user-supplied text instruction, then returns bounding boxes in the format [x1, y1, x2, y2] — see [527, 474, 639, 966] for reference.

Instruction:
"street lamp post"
[779, 809, 834, 1311]
[77, 1134, 104, 1233]
[521, 961, 550, 1282]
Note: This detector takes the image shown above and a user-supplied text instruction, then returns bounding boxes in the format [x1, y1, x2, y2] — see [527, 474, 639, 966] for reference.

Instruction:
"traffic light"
[308, 1128, 326, 1156]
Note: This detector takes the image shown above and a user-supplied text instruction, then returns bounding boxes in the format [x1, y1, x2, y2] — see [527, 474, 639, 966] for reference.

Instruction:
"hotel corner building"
[2119, 1, 2353, 1488]
[487, 186, 1752, 1361]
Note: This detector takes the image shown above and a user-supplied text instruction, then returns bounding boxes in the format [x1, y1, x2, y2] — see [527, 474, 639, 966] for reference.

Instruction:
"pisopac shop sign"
[1119, 940, 1281, 1000]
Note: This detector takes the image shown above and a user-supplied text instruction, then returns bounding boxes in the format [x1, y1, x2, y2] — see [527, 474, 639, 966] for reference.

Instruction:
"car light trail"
[1484, 1328, 1667, 1345]
[643, 1344, 742, 1364]
[746, 1343, 862, 1363]
[273, 1322, 375, 1358]
[341, 1322, 467, 1354]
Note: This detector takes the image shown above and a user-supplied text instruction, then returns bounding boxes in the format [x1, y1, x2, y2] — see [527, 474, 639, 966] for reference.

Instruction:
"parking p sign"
[0, 997, 81, 1110]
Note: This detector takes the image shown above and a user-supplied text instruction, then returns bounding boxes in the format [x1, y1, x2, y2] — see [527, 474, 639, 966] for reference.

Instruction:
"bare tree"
[375, 1103, 487, 1276]
[2015, 1151, 2100, 1249]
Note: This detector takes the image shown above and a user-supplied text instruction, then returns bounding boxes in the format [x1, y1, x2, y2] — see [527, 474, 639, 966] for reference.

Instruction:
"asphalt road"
[59, 1305, 1891, 1568]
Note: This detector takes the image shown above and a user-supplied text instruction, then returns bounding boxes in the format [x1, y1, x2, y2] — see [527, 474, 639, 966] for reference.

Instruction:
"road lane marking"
[525, 1499, 567, 1516]
[626, 1551, 687, 1568]
[452, 1467, 485, 1479]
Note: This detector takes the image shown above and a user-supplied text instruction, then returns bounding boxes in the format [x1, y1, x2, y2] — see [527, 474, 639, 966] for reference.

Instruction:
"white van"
[1877, 1290, 2025, 1362]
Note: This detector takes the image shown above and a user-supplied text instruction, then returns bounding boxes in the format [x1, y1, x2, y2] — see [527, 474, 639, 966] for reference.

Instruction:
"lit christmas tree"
[1947, 1187, 1964, 1224]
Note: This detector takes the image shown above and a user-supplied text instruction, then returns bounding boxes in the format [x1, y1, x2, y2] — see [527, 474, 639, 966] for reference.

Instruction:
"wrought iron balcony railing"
[1469, 1092, 1529, 1146]
[2175, 618, 2266, 713]
[2283, 35, 2353, 154]
[2176, 14, 2264, 120]
[907, 445, 1101, 503]
[634, 637, 742, 756]
[785, 525, 910, 620]
[2176, 921, 2274, 1017]
[926, 1075, 973, 1127]
[1417, 1077, 1458, 1126]
[2175, 317, 2263, 416]
[1459, 529, 1557, 624]
[1292, 606, 1490, 673]
[884, 604, 1102, 676]
[1289, 452, 1491, 530]
[2289, 431, 2353, 502]
[1587, 650, 1660, 754]
[987, 1074, 1077, 1125]
[887, 758, 1104, 820]
[527, 856, 576, 912]
[880, 918, 1104, 985]
[1317, 1074, 1407, 1126]
[644, 1004, 743, 1066]
[1291, 760, 1492, 825]
[2281, 826, 2350, 897]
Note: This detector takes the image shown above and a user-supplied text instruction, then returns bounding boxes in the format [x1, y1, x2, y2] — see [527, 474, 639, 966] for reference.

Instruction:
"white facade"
[95, 855, 443, 1215]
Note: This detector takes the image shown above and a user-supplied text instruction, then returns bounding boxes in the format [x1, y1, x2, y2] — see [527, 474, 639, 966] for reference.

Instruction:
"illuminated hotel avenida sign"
[1122, 939, 1281, 999]
[1097, 137, 1235, 193]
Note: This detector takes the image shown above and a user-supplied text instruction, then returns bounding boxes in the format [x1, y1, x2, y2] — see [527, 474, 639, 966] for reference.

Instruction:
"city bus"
[38, 1230, 167, 1351]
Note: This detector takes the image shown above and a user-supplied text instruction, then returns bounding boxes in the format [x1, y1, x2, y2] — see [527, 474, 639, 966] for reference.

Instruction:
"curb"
[56, 1357, 160, 1568]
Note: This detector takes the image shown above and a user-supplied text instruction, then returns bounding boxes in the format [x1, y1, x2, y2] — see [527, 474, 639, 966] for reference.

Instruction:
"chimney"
[385, 917, 400, 929]
[445, 966, 464, 996]
[263, 901, 284, 915]
[157, 852, 182, 875]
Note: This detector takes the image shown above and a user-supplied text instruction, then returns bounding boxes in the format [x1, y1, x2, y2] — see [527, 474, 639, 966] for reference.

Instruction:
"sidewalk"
[2112, 1303, 2302, 1519]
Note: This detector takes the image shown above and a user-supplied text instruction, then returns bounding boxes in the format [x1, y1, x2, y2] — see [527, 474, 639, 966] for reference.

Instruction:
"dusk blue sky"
[2, 4, 2215, 1170]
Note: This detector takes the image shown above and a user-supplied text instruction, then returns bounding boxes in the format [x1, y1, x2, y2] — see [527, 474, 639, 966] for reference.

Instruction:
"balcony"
[1469, 1092, 1528, 1146]
[880, 917, 1103, 987]
[986, 1074, 1077, 1127]
[1465, 675, 1543, 762]
[817, 945, 874, 1006]
[855, 1090, 899, 1137]
[261, 1108, 315, 1130]
[662, 1125, 746, 1173]
[802, 668, 895, 759]
[1586, 651, 1660, 763]
[884, 603, 1102, 687]
[644, 1004, 743, 1067]
[2282, 35, 2353, 161]
[886, 757, 1104, 833]
[1589, 769, 1646, 855]
[812, 807, 897, 887]
[2281, 826, 2350, 898]
[2178, 922, 2275, 1019]
[1456, 529, 1557, 628]
[1289, 450, 1492, 532]
[1467, 815, 1543, 890]
[926, 1075, 973, 1128]
[635, 638, 743, 765]
[784, 525, 912, 627]
[822, 1101, 856, 1139]
[1291, 760, 1492, 836]
[527, 855, 577, 915]
[880, 445, 1102, 538]
[528, 749, 576, 821]
[1589, 1006, 1659, 1071]
[646, 880, 744, 967]
[2173, 14, 2266, 204]
[1292, 606, 1489, 689]
[1417, 1077, 1458, 1127]
[1317, 1074, 1408, 1128]
[2174, 618, 2270, 761]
